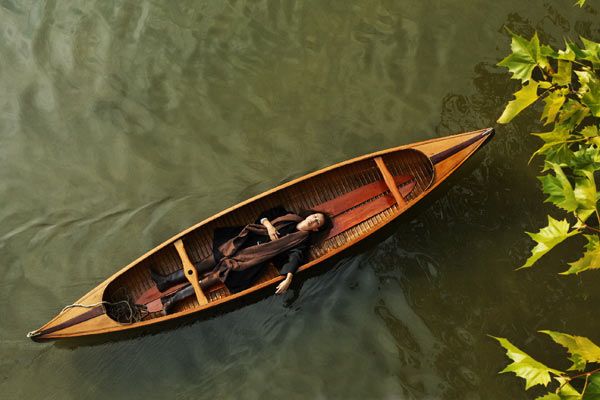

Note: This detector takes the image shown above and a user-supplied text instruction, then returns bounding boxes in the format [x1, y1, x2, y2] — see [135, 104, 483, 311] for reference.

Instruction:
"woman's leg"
[151, 269, 186, 292]
[199, 273, 221, 289]
[162, 272, 221, 314]
[161, 284, 195, 314]
[152, 254, 217, 292]
[194, 254, 217, 275]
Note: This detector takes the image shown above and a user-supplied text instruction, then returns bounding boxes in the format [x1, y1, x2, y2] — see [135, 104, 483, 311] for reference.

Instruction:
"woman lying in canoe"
[151, 206, 331, 314]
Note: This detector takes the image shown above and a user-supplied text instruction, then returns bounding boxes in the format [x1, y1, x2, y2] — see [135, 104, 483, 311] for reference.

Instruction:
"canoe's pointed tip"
[481, 127, 495, 138]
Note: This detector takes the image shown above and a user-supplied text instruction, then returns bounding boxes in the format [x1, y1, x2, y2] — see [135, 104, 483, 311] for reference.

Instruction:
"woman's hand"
[266, 225, 279, 241]
[276, 273, 292, 294]
[261, 218, 279, 241]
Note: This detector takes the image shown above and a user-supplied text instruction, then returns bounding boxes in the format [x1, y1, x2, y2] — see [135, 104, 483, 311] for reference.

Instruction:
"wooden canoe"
[28, 128, 494, 341]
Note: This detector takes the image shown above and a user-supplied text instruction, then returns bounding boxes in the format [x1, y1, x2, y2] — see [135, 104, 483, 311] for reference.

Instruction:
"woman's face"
[297, 213, 326, 232]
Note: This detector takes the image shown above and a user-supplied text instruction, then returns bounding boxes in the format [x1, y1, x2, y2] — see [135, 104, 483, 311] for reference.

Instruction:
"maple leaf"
[492, 336, 562, 390]
[498, 32, 550, 82]
[562, 235, 600, 275]
[497, 81, 540, 123]
[542, 89, 568, 125]
[521, 215, 580, 269]
[541, 331, 600, 371]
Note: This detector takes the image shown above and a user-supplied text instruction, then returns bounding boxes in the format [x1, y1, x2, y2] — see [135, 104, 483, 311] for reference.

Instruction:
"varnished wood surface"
[29, 128, 493, 340]
[174, 240, 208, 306]
[374, 157, 407, 206]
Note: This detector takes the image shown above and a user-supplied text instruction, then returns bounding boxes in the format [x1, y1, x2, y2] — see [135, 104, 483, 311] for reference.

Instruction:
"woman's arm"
[276, 272, 293, 294]
[260, 218, 279, 241]
[275, 246, 305, 294]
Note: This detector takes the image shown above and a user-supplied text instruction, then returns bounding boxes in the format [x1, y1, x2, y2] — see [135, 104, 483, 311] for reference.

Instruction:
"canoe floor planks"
[133, 171, 418, 315]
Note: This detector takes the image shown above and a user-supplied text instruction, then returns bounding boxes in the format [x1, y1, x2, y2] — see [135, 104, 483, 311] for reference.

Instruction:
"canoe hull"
[29, 128, 493, 341]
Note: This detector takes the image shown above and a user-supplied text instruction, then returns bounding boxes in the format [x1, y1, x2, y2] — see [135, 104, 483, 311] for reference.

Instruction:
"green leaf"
[537, 384, 582, 400]
[582, 126, 599, 138]
[492, 336, 562, 389]
[576, 69, 600, 116]
[498, 32, 550, 82]
[580, 37, 600, 68]
[531, 127, 573, 163]
[558, 99, 590, 130]
[542, 89, 568, 125]
[498, 81, 540, 123]
[556, 377, 584, 400]
[577, 69, 594, 87]
[562, 235, 600, 275]
[573, 169, 597, 222]
[581, 77, 600, 117]
[575, 0, 586, 7]
[540, 163, 578, 212]
[521, 215, 580, 269]
[534, 128, 572, 143]
[558, 43, 576, 61]
[542, 44, 559, 60]
[545, 145, 575, 166]
[553, 60, 572, 86]
[541, 331, 600, 371]
[569, 146, 600, 170]
[584, 373, 600, 400]
[539, 163, 597, 223]
[566, 40, 587, 61]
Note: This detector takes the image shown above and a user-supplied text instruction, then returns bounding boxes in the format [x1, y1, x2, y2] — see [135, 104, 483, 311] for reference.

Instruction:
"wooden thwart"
[374, 157, 407, 206]
[174, 240, 208, 305]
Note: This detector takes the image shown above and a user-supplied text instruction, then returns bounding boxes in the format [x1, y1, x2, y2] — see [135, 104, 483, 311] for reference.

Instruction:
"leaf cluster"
[497, 32, 600, 274]
[493, 332, 600, 399]
[493, 29, 600, 400]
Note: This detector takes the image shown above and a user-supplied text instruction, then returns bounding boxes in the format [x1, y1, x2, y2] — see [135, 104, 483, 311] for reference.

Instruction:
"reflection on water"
[1, 0, 599, 399]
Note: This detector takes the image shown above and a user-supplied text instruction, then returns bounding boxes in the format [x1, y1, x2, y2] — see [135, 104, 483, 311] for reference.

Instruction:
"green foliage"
[521, 216, 579, 269]
[498, 32, 549, 83]
[494, 333, 600, 398]
[541, 331, 600, 371]
[536, 378, 583, 399]
[562, 234, 600, 274]
[495, 30, 600, 399]
[585, 374, 600, 399]
[492, 336, 562, 389]
[496, 33, 600, 272]
[498, 81, 541, 123]
[543, 89, 568, 125]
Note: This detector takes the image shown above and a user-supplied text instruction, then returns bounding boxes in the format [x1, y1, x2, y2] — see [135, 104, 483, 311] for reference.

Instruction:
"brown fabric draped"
[213, 214, 309, 281]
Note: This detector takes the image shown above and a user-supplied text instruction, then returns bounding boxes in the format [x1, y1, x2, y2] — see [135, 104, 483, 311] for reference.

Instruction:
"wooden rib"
[174, 240, 208, 305]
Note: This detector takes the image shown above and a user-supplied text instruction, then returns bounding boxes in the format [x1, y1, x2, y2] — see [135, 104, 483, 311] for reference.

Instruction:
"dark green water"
[1, 1, 599, 399]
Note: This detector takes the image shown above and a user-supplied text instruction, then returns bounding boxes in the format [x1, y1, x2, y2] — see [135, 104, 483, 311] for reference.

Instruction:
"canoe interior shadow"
[50, 149, 487, 349]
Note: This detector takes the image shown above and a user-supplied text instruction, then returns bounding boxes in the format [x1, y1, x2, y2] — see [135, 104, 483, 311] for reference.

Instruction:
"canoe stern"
[28, 281, 121, 341]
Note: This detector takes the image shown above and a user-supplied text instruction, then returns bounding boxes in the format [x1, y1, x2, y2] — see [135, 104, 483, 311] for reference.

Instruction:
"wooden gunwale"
[31, 129, 493, 339]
